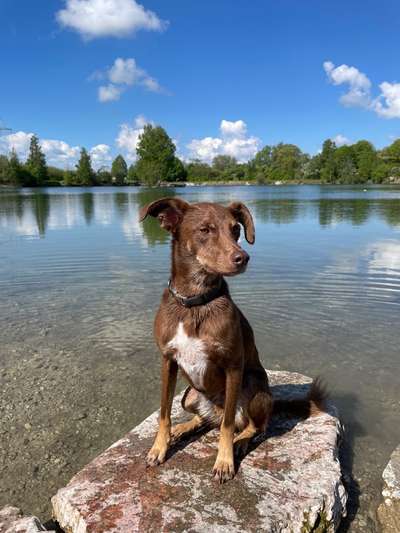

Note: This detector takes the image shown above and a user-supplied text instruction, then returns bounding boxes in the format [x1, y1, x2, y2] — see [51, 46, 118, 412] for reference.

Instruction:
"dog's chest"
[167, 322, 208, 390]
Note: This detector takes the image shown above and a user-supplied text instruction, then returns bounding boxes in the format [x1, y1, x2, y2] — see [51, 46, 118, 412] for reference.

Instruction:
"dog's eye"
[232, 224, 240, 239]
[199, 227, 209, 234]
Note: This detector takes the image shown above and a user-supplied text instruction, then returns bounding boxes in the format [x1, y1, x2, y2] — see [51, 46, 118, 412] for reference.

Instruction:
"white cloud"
[98, 84, 124, 102]
[323, 61, 371, 107]
[96, 57, 163, 102]
[372, 82, 400, 119]
[187, 119, 260, 163]
[324, 60, 400, 119]
[115, 114, 153, 161]
[0, 131, 110, 169]
[0, 131, 33, 158]
[56, 0, 167, 40]
[41, 139, 80, 167]
[90, 144, 112, 168]
[220, 119, 247, 138]
[332, 134, 351, 147]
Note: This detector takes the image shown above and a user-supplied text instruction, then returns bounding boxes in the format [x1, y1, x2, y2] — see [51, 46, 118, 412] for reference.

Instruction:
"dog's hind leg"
[234, 389, 273, 457]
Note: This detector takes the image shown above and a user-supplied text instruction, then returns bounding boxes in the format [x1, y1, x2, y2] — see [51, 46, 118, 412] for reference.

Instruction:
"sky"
[0, 0, 400, 169]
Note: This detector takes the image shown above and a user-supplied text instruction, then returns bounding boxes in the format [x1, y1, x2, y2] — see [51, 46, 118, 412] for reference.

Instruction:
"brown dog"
[140, 197, 325, 482]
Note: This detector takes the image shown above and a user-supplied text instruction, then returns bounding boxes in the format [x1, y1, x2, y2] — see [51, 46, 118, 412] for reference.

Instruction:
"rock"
[0, 505, 52, 533]
[377, 445, 400, 532]
[52, 370, 347, 532]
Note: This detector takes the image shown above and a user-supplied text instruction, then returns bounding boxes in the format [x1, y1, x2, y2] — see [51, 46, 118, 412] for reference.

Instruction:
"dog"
[139, 197, 325, 483]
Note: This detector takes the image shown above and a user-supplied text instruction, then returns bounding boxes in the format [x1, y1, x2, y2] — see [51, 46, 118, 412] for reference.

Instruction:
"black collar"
[168, 278, 223, 308]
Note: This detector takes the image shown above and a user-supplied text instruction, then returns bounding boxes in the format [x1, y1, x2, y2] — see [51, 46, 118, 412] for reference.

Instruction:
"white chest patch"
[167, 322, 208, 390]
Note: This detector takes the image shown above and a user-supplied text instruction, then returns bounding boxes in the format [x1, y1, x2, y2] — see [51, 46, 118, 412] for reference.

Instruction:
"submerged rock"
[52, 370, 346, 532]
[377, 444, 400, 532]
[0, 505, 52, 533]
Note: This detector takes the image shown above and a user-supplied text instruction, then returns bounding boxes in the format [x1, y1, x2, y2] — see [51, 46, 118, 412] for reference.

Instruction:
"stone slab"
[0, 506, 53, 533]
[377, 444, 400, 532]
[52, 370, 347, 532]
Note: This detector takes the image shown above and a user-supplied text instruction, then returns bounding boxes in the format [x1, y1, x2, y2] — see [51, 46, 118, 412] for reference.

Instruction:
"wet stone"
[377, 444, 400, 532]
[52, 370, 347, 532]
[0, 505, 53, 533]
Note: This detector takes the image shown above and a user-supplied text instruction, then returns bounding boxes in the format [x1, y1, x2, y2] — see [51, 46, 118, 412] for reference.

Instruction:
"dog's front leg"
[213, 366, 242, 483]
[147, 356, 178, 466]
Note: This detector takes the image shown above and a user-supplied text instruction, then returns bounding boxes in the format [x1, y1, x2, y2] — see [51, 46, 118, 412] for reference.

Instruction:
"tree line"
[1, 124, 400, 187]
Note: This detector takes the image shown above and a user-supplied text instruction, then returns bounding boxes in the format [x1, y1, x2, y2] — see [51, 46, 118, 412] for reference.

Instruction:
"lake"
[1, 184, 399, 530]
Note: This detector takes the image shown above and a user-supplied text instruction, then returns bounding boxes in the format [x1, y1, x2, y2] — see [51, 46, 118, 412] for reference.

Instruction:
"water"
[0, 185, 399, 528]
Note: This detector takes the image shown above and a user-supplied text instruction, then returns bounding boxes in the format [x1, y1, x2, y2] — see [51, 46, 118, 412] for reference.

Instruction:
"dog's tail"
[272, 377, 328, 419]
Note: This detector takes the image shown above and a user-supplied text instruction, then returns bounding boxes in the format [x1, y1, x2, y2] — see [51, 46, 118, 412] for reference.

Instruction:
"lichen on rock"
[0, 505, 53, 533]
[52, 370, 347, 532]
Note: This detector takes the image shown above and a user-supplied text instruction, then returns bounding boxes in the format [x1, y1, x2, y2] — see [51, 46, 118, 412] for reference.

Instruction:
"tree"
[75, 148, 95, 186]
[167, 157, 187, 182]
[111, 155, 128, 185]
[135, 125, 178, 185]
[269, 143, 303, 181]
[320, 139, 337, 183]
[7, 149, 25, 186]
[352, 140, 377, 182]
[186, 159, 216, 182]
[127, 163, 139, 184]
[26, 135, 47, 186]
[333, 146, 357, 183]
[0, 154, 9, 184]
[96, 167, 112, 185]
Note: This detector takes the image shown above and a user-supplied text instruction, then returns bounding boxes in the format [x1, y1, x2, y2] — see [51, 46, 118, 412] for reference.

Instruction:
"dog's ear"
[139, 197, 189, 232]
[228, 202, 255, 244]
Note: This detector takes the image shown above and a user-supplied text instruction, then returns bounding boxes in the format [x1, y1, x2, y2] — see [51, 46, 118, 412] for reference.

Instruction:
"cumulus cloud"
[0, 131, 110, 169]
[0, 131, 33, 158]
[332, 134, 351, 147]
[56, 0, 167, 40]
[98, 84, 124, 102]
[323, 61, 371, 107]
[187, 119, 260, 163]
[90, 144, 112, 168]
[324, 61, 400, 119]
[115, 114, 153, 161]
[372, 82, 400, 119]
[96, 58, 163, 102]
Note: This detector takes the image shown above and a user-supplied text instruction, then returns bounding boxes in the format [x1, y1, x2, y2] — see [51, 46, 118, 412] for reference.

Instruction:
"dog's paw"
[212, 458, 235, 483]
[146, 445, 167, 467]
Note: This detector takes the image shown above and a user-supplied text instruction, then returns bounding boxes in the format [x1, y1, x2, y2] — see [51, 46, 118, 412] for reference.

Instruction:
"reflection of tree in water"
[80, 191, 94, 225]
[32, 190, 50, 237]
[254, 200, 300, 224]
[378, 200, 400, 227]
[113, 191, 130, 218]
[0, 191, 25, 223]
[318, 199, 371, 227]
[134, 187, 177, 246]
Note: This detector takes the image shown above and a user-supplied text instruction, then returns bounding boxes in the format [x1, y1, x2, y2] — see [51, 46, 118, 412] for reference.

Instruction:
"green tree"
[135, 125, 178, 185]
[333, 146, 357, 183]
[320, 139, 337, 183]
[352, 140, 377, 182]
[186, 160, 216, 182]
[127, 163, 139, 184]
[0, 154, 9, 184]
[269, 143, 303, 181]
[111, 155, 128, 185]
[167, 156, 187, 182]
[7, 149, 25, 186]
[96, 167, 112, 185]
[75, 148, 95, 186]
[26, 135, 47, 186]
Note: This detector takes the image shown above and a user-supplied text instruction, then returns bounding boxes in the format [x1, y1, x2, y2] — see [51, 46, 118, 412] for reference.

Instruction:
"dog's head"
[139, 197, 255, 276]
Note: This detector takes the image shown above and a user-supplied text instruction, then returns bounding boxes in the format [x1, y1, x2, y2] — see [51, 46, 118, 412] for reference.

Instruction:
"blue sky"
[1, 0, 400, 168]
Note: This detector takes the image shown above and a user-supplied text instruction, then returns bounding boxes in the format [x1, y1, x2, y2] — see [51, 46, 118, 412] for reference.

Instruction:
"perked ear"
[228, 202, 255, 244]
[139, 197, 189, 232]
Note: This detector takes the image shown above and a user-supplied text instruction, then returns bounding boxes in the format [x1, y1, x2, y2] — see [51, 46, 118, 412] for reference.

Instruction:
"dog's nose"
[232, 251, 249, 266]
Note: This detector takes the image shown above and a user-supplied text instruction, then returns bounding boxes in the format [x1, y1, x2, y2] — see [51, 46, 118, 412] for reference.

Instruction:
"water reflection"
[0, 187, 399, 241]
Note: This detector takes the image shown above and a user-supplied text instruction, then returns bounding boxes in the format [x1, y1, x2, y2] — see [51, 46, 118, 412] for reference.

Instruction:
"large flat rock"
[52, 370, 346, 532]
[0, 506, 53, 533]
[377, 444, 400, 532]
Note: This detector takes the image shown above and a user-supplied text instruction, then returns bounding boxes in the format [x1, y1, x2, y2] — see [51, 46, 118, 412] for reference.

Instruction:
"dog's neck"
[170, 239, 222, 297]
